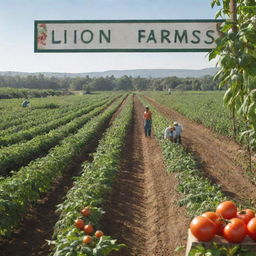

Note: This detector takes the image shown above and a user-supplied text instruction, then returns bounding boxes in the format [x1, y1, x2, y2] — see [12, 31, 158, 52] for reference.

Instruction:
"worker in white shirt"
[173, 121, 183, 144]
[164, 125, 176, 142]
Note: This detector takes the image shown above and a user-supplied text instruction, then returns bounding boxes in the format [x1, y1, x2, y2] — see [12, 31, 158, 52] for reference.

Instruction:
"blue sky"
[0, 0, 219, 73]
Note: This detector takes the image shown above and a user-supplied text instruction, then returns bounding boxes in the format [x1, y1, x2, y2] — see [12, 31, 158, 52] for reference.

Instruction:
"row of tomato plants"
[0, 96, 113, 147]
[139, 96, 255, 255]
[0, 96, 119, 176]
[0, 95, 125, 236]
[50, 95, 133, 256]
[0, 95, 89, 130]
[0, 94, 111, 136]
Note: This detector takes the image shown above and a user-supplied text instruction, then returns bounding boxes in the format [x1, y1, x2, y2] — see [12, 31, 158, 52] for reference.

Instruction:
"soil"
[145, 96, 256, 206]
[102, 96, 190, 256]
[0, 96, 128, 256]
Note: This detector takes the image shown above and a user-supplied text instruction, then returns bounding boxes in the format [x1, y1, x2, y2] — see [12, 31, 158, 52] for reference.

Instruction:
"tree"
[210, 0, 256, 169]
[116, 76, 133, 90]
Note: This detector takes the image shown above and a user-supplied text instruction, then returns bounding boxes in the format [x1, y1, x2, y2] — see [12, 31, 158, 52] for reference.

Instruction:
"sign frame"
[34, 19, 224, 53]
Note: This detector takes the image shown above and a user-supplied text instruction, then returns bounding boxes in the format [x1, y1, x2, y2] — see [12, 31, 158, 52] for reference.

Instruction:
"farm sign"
[34, 20, 223, 53]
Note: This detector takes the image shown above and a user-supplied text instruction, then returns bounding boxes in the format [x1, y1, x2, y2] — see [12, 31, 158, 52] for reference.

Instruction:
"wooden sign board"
[34, 20, 223, 53]
[186, 229, 256, 255]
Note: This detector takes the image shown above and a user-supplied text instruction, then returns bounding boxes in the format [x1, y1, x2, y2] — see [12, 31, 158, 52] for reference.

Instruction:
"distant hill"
[0, 67, 219, 78]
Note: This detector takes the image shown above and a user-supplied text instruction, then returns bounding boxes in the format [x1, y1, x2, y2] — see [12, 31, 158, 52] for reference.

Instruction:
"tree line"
[0, 73, 220, 91]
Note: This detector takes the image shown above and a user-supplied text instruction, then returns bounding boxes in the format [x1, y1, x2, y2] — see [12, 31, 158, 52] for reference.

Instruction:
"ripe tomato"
[247, 217, 256, 241]
[202, 212, 221, 229]
[216, 201, 237, 219]
[223, 218, 246, 243]
[83, 235, 92, 244]
[74, 219, 85, 230]
[237, 211, 251, 224]
[84, 224, 94, 234]
[95, 230, 104, 238]
[190, 216, 217, 242]
[244, 209, 255, 219]
[81, 207, 91, 217]
[217, 221, 226, 236]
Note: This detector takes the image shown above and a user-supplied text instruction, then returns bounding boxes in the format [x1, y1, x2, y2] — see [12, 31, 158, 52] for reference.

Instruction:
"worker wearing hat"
[143, 106, 152, 137]
[173, 121, 183, 143]
[164, 123, 176, 142]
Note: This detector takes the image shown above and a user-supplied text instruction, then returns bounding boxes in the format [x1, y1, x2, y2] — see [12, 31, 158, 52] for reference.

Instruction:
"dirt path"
[145, 96, 256, 206]
[0, 96, 128, 256]
[102, 96, 189, 256]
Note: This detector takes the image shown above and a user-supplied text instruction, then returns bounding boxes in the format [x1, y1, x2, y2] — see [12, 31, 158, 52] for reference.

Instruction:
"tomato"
[237, 211, 251, 224]
[83, 235, 92, 244]
[202, 212, 221, 229]
[217, 221, 226, 236]
[84, 224, 94, 234]
[223, 218, 246, 243]
[190, 216, 217, 242]
[244, 209, 255, 219]
[95, 230, 104, 238]
[74, 219, 85, 230]
[81, 207, 91, 217]
[247, 217, 256, 241]
[216, 201, 237, 219]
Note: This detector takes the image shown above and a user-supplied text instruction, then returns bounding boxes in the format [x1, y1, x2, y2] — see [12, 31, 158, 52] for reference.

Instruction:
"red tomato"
[237, 211, 251, 224]
[223, 218, 246, 243]
[244, 209, 255, 219]
[202, 212, 222, 229]
[74, 219, 85, 230]
[216, 201, 237, 219]
[81, 207, 91, 217]
[190, 216, 217, 242]
[247, 217, 256, 241]
[84, 224, 94, 234]
[217, 221, 226, 236]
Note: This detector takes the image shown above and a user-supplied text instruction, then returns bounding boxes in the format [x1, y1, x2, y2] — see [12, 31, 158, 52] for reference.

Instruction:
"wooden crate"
[186, 229, 256, 255]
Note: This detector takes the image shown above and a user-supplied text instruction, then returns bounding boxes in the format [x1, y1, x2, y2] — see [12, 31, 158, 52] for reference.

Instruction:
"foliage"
[51, 96, 133, 255]
[0, 97, 112, 147]
[0, 97, 118, 175]
[0, 96, 124, 236]
[0, 73, 221, 91]
[189, 243, 254, 256]
[210, 0, 256, 150]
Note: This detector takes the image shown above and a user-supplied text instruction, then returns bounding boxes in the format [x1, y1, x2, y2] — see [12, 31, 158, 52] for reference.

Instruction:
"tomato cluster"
[190, 201, 256, 243]
[74, 206, 104, 245]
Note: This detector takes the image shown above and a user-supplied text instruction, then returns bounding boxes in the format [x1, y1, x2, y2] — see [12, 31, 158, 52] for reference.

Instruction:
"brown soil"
[102, 96, 190, 256]
[0, 96, 128, 256]
[145, 96, 256, 206]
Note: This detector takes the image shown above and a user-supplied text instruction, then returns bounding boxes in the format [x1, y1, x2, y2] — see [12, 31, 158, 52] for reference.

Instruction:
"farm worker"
[22, 99, 30, 108]
[168, 88, 171, 95]
[143, 106, 152, 137]
[164, 125, 176, 142]
[173, 121, 183, 143]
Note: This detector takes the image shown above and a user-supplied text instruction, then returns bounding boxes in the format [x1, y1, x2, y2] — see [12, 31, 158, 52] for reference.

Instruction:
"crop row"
[0, 94, 111, 134]
[0, 95, 125, 236]
[51, 95, 133, 256]
[139, 95, 231, 215]
[0, 97, 112, 147]
[0, 96, 119, 175]
[145, 91, 246, 143]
